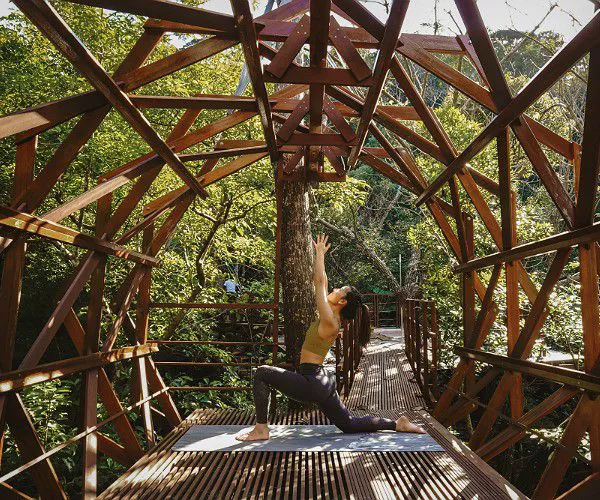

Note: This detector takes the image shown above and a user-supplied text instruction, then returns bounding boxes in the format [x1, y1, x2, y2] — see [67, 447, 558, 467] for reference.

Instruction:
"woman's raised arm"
[312, 234, 336, 330]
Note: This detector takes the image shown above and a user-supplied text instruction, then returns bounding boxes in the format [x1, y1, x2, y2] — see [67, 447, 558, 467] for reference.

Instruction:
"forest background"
[0, 0, 594, 495]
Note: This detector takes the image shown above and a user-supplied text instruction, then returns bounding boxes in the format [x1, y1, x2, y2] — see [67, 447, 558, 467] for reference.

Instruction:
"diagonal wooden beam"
[468, 248, 572, 449]
[265, 15, 310, 78]
[230, 0, 279, 162]
[416, 5, 600, 208]
[14, 0, 208, 199]
[323, 96, 356, 142]
[533, 394, 596, 499]
[574, 45, 600, 227]
[328, 16, 371, 82]
[179, 146, 269, 162]
[347, 0, 410, 166]
[277, 94, 310, 142]
[477, 386, 578, 461]
[64, 0, 237, 33]
[0, 206, 159, 266]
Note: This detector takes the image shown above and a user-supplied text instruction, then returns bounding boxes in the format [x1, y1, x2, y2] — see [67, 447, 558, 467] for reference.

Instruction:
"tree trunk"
[280, 180, 316, 367]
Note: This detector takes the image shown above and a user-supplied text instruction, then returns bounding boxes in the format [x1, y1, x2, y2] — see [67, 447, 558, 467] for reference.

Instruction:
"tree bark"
[280, 180, 316, 367]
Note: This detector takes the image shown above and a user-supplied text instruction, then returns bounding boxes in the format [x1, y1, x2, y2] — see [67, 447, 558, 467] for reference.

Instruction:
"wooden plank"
[347, 0, 410, 166]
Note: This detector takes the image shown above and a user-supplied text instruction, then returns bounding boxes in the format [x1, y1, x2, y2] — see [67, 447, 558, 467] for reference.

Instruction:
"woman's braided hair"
[340, 286, 372, 347]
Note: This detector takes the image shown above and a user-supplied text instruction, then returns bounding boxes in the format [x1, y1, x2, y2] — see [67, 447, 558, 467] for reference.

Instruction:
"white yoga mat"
[172, 425, 445, 452]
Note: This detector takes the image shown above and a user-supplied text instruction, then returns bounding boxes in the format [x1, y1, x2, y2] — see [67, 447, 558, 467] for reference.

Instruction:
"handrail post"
[422, 301, 431, 406]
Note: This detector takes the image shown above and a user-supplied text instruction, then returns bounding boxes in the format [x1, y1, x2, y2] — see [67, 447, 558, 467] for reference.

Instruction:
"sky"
[0, 0, 596, 42]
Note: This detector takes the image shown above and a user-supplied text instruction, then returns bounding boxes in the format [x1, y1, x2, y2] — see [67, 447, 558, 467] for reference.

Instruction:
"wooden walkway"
[100, 334, 526, 499]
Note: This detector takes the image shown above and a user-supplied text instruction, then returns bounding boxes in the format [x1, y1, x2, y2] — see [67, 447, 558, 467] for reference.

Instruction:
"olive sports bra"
[301, 311, 336, 358]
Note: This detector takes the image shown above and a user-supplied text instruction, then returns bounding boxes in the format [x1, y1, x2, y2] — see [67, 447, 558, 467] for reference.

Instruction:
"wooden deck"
[100, 335, 526, 499]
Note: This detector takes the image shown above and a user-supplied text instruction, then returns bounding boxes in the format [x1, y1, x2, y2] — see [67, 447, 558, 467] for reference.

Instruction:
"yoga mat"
[172, 425, 445, 452]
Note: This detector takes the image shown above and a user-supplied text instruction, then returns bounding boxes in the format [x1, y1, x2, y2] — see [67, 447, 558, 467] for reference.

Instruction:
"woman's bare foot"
[395, 415, 426, 434]
[234, 424, 270, 441]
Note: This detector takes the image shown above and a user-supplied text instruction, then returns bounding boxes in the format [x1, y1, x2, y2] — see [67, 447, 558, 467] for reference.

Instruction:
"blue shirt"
[224, 279, 239, 293]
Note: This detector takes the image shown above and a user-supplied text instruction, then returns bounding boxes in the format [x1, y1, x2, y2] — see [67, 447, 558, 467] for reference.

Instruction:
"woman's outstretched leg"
[319, 388, 426, 434]
[236, 365, 320, 441]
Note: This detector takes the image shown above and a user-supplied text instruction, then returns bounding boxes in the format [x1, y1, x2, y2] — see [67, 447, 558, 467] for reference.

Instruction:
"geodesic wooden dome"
[0, 0, 599, 498]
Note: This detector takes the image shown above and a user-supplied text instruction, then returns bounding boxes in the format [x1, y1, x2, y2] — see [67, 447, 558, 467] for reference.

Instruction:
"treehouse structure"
[0, 0, 599, 498]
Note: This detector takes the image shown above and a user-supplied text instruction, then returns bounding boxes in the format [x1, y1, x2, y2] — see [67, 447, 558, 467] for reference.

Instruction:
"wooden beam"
[14, 0, 208, 199]
[0, 345, 158, 394]
[64, 0, 237, 33]
[455, 222, 600, 273]
[347, 0, 410, 166]
[230, 0, 279, 162]
[265, 15, 310, 78]
[179, 146, 269, 161]
[416, 7, 600, 207]
[456, 347, 600, 393]
[130, 94, 263, 110]
[0, 206, 160, 266]
[265, 66, 374, 86]
[328, 16, 371, 82]
[574, 45, 600, 227]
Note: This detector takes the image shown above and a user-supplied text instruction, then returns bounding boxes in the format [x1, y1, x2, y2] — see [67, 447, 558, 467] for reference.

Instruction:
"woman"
[235, 234, 425, 441]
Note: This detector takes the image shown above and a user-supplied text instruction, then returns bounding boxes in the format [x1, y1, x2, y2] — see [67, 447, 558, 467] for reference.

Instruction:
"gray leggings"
[253, 363, 396, 433]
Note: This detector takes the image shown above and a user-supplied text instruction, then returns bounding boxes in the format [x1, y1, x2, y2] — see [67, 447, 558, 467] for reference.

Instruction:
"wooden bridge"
[99, 331, 524, 499]
[1, 0, 599, 498]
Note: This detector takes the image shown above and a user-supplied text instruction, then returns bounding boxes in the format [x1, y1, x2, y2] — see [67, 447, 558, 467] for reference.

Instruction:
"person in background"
[223, 277, 241, 322]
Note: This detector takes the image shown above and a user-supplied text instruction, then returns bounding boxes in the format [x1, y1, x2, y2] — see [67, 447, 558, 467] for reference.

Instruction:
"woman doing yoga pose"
[235, 234, 425, 441]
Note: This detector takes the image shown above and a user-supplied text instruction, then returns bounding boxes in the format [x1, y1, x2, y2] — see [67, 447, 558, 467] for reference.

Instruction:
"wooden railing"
[148, 301, 366, 404]
[361, 292, 402, 327]
[335, 310, 364, 397]
[403, 298, 440, 407]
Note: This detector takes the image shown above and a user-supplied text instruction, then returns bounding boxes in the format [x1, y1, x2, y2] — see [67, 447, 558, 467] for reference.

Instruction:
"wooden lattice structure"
[0, 0, 599, 498]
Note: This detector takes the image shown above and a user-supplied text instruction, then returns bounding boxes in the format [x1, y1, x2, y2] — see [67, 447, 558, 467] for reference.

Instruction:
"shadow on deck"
[99, 333, 526, 499]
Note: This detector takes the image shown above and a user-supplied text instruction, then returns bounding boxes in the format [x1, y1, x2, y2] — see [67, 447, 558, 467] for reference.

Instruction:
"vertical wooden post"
[0, 134, 36, 461]
[498, 128, 523, 418]
[421, 302, 431, 405]
[135, 224, 155, 448]
[462, 216, 475, 391]
[82, 192, 111, 499]
[430, 301, 439, 399]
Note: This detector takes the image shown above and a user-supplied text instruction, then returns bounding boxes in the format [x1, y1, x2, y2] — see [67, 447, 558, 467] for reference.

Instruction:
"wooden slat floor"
[100, 335, 526, 499]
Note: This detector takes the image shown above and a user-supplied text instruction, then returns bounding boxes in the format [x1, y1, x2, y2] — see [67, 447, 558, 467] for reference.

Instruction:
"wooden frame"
[0, 0, 597, 497]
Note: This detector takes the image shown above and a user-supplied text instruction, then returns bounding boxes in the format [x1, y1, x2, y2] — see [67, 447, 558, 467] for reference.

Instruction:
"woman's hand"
[312, 233, 331, 255]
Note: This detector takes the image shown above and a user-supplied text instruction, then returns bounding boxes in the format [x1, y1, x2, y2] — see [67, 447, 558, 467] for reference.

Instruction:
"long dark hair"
[340, 286, 372, 347]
